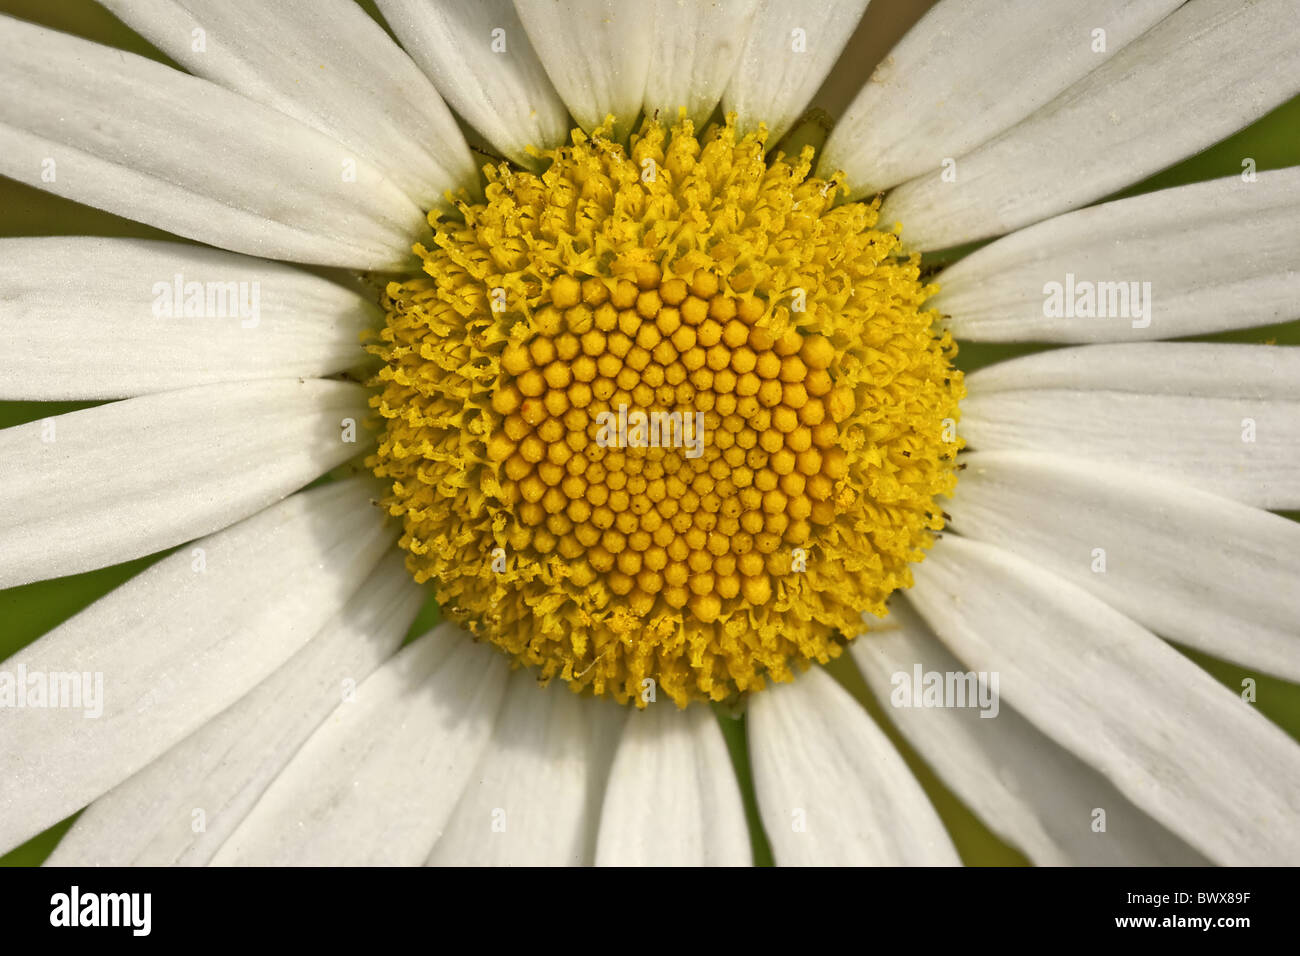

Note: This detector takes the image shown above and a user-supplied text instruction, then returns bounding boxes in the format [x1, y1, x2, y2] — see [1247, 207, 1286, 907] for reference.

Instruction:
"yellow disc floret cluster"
[367, 116, 964, 707]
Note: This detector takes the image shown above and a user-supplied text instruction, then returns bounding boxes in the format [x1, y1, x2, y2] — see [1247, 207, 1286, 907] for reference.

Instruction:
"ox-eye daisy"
[1, 0, 1298, 867]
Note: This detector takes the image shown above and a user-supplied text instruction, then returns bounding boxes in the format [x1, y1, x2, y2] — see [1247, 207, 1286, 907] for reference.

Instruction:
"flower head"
[371, 116, 963, 704]
[1, 0, 1298, 870]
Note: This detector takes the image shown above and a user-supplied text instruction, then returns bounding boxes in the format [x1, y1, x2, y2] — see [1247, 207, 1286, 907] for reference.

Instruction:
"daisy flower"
[1, 0, 1298, 867]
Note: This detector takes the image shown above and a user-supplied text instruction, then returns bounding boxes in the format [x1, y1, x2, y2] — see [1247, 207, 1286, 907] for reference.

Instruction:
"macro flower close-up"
[1, 0, 1298, 875]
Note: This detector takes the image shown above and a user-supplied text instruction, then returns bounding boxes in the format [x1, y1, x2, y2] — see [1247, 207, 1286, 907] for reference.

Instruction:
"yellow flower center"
[367, 116, 964, 707]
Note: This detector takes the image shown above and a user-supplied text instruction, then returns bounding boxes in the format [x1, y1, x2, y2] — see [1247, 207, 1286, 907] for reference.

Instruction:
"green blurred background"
[1, 0, 1297, 867]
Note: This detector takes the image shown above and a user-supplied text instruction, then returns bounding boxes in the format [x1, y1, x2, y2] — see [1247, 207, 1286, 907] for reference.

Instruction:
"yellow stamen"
[367, 115, 964, 707]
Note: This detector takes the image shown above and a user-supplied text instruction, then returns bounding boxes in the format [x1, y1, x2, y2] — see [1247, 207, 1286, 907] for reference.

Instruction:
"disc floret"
[368, 116, 964, 706]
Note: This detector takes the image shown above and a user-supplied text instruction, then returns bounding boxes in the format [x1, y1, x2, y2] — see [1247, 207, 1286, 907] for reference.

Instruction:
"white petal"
[961, 344, 1300, 509]
[0, 380, 372, 589]
[427, 673, 624, 866]
[748, 666, 959, 866]
[881, 0, 1300, 250]
[643, 0, 760, 129]
[0, 478, 396, 855]
[852, 602, 1205, 865]
[210, 626, 507, 866]
[0, 237, 379, 400]
[594, 703, 750, 866]
[0, 16, 424, 270]
[968, 342, 1300, 401]
[908, 534, 1300, 865]
[947, 451, 1300, 682]
[376, 0, 570, 167]
[513, 0, 652, 141]
[100, 0, 477, 211]
[723, 0, 869, 146]
[44, 550, 422, 866]
[931, 168, 1300, 341]
[820, 0, 1182, 195]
